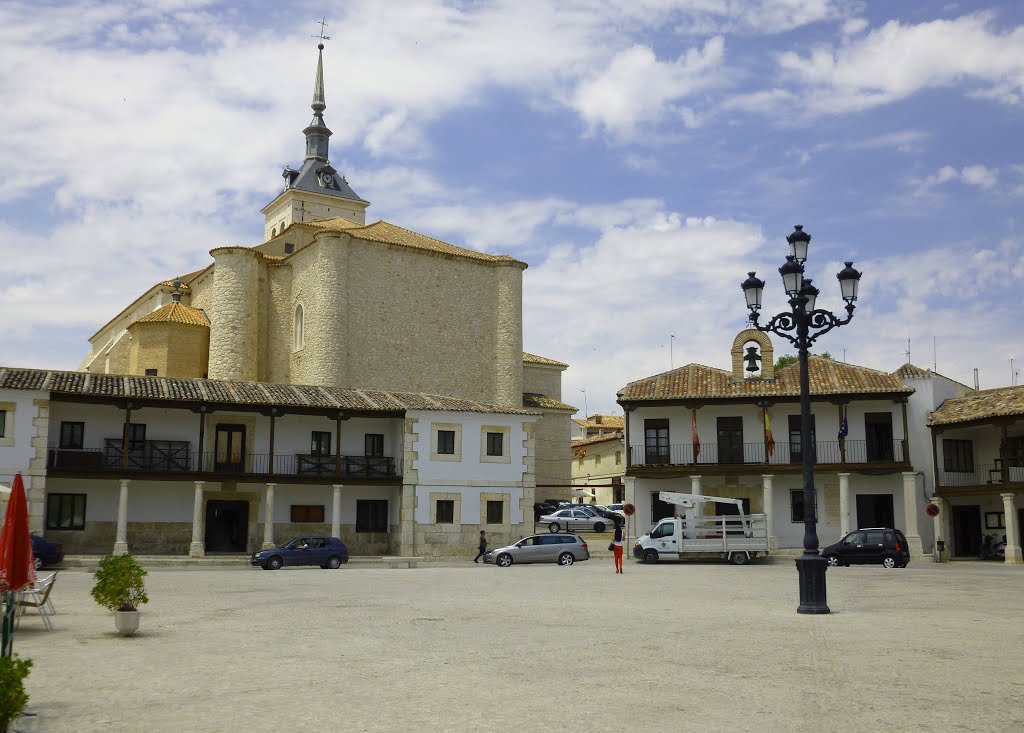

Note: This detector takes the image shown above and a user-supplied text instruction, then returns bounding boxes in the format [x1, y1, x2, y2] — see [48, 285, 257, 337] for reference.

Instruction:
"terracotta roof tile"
[523, 352, 569, 368]
[928, 385, 1024, 427]
[893, 362, 931, 379]
[0, 367, 536, 416]
[523, 393, 577, 411]
[132, 302, 209, 328]
[571, 433, 623, 448]
[619, 357, 914, 402]
[574, 415, 624, 429]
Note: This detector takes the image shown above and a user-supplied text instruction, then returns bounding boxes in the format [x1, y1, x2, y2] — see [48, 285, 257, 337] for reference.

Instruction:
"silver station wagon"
[483, 534, 591, 567]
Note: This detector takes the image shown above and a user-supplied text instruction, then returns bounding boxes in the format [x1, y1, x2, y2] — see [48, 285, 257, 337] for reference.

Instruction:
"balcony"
[630, 439, 906, 471]
[47, 439, 400, 482]
[938, 464, 1024, 489]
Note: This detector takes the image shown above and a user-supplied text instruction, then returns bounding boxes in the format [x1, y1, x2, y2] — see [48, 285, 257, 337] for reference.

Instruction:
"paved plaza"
[9, 558, 1024, 732]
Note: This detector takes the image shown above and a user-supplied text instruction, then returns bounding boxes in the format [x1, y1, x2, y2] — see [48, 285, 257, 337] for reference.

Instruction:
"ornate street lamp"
[741, 225, 862, 614]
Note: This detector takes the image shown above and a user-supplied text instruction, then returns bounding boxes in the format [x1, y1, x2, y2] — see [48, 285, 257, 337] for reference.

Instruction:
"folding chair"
[15, 572, 58, 631]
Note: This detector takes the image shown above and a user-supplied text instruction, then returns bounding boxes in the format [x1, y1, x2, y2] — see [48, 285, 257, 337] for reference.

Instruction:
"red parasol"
[0, 473, 36, 592]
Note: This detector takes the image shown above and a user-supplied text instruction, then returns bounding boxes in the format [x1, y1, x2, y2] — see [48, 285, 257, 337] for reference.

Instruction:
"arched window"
[293, 304, 304, 351]
[271, 227, 277, 238]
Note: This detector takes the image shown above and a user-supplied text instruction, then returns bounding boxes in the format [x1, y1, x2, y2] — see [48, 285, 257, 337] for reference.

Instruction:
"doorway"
[951, 505, 981, 557]
[205, 500, 250, 553]
[864, 413, 895, 462]
[651, 493, 675, 523]
[856, 494, 894, 529]
[215, 424, 246, 472]
[716, 417, 744, 464]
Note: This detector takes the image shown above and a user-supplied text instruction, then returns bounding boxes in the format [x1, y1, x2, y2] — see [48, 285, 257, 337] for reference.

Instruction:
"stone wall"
[522, 363, 563, 400]
[208, 247, 261, 381]
[127, 322, 209, 378]
[533, 410, 571, 497]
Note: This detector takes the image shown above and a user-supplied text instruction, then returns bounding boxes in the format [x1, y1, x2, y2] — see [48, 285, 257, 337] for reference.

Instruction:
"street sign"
[623, 503, 636, 516]
[925, 503, 940, 518]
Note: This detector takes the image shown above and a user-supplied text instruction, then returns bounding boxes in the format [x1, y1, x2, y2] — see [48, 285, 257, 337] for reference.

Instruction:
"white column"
[331, 484, 343, 539]
[902, 471, 925, 556]
[262, 483, 277, 550]
[1001, 492, 1022, 565]
[838, 472, 851, 537]
[189, 480, 205, 558]
[762, 474, 777, 552]
[113, 479, 130, 555]
[689, 475, 702, 496]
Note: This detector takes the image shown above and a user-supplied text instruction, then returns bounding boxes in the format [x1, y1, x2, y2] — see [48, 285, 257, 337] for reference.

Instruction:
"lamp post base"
[795, 553, 830, 614]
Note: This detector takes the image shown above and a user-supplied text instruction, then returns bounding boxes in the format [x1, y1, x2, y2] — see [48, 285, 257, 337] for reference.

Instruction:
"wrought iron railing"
[631, 438, 905, 467]
[48, 443, 400, 479]
[938, 464, 1024, 487]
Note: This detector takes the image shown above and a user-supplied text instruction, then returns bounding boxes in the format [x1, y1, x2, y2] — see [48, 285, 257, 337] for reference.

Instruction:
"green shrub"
[0, 654, 33, 732]
[90, 554, 149, 612]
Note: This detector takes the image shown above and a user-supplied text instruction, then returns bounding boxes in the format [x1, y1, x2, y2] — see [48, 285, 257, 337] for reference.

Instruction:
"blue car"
[31, 534, 64, 570]
[250, 536, 349, 570]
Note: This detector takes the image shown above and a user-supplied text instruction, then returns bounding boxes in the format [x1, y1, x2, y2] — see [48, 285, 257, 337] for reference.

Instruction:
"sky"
[1, 0, 1023, 417]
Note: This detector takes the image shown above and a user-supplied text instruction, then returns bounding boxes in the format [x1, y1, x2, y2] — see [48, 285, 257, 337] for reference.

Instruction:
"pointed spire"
[303, 42, 332, 162]
[312, 43, 326, 114]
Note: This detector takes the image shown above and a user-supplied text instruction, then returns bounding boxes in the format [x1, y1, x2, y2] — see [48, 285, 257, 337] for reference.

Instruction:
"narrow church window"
[272, 227, 277, 237]
[294, 305, 304, 351]
[284, 243, 295, 254]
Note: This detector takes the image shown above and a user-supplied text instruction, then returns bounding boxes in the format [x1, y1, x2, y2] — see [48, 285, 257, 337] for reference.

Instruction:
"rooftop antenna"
[933, 336, 937, 372]
[842, 347, 846, 363]
[670, 333, 676, 370]
[904, 336, 911, 364]
[312, 17, 331, 44]
[973, 368, 979, 391]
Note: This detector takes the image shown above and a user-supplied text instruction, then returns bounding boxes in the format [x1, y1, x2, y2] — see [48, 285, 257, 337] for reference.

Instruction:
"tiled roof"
[928, 385, 1024, 427]
[523, 393, 577, 411]
[131, 302, 209, 328]
[523, 352, 569, 368]
[0, 367, 537, 415]
[573, 414, 624, 430]
[619, 357, 914, 402]
[298, 217, 527, 267]
[571, 433, 623, 448]
[893, 363, 930, 379]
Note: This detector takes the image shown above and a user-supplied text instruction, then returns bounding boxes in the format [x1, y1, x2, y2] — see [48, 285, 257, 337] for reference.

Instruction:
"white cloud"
[914, 164, 999, 194]
[569, 37, 727, 139]
[777, 13, 1024, 115]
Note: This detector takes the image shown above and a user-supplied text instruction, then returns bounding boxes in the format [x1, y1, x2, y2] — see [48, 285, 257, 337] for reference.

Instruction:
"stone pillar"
[762, 474, 777, 552]
[113, 479, 130, 555]
[838, 472, 851, 537]
[689, 475, 702, 496]
[902, 471, 925, 556]
[262, 483, 277, 549]
[331, 484, 342, 539]
[189, 480, 206, 558]
[1001, 492, 1022, 565]
[399, 483, 416, 556]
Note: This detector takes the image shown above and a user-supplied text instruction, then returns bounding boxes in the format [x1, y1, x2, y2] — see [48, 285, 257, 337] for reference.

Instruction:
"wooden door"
[215, 424, 246, 473]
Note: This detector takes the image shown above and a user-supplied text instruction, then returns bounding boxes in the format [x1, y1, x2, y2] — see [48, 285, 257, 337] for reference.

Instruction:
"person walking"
[474, 530, 488, 563]
[612, 524, 624, 573]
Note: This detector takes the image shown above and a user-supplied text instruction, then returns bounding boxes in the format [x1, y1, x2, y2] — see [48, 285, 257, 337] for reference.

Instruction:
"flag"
[838, 406, 849, 440]
[765, 412, 775, 457]
[691, 411, 701, 458]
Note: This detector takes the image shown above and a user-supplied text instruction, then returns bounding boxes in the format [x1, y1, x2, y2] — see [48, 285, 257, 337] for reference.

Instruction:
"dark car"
[250, 536, 349, 570]
[533, 502, 559, 520]
[587, 505, 625, 527]
[822, 528, 910, 568]
[30, 533, 63, 570]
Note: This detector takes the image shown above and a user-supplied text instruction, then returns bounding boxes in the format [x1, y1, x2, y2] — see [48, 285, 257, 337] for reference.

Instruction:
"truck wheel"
[643, 549, 659, 564]
[730, 552, 749, 565]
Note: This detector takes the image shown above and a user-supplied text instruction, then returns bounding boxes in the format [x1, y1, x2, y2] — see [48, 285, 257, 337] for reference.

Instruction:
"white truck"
[633, 491, 770, 565]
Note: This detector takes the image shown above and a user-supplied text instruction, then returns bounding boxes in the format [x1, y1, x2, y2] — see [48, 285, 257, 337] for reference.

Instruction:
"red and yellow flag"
[691, 410, 701, 458]
[765, 412, 775, 457]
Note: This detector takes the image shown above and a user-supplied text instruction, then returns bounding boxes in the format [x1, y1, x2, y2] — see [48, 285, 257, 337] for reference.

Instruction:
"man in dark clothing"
[474, 530, 487, 563]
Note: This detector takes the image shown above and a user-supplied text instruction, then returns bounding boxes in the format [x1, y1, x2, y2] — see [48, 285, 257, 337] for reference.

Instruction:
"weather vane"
[313, 17, 331, 44]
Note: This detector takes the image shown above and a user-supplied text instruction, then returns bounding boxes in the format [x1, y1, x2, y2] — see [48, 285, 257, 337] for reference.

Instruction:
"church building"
[1, 43, 572, 559]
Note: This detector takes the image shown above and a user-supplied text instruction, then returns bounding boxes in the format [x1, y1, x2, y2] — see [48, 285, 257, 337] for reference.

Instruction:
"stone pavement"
[8, 559, 1023, 732]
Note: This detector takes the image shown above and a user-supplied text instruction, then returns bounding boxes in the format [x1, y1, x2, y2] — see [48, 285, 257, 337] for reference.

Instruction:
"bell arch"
[731, 328, 774, 380]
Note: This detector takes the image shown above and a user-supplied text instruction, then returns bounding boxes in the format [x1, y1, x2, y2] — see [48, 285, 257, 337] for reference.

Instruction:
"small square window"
[486, 431, 503, 457]
[291, 504, 325, 523]
[437, 430, 455, 455]
[60, 422, 84, 450]
[0, 410, 6, 439]
[46, 493, 87, 530]
[486, 500, 503, 524]
[365, 433, 384, 457]
[284, 243, 295, 254]
[356, 499, 388, 533]
[311, 431, 332, 456]
[790, 489, 815, 523]
[144, 368, 158, 376]
[436, 499, 455, 524]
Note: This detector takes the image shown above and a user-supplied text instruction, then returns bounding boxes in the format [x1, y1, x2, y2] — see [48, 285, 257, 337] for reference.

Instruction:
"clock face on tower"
[320, 172, 334, 186]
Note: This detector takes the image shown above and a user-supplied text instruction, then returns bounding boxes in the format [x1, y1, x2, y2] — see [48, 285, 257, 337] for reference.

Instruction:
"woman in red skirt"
[612, 524, 624, 573]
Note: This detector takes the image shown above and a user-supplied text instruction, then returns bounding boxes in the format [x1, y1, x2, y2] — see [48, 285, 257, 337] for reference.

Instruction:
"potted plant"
[90, 554, 149, 636]
[0, 654, 33, 733]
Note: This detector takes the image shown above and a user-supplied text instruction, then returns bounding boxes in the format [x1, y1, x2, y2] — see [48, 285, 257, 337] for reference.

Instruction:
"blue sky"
[1, 1, 1023, 415]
